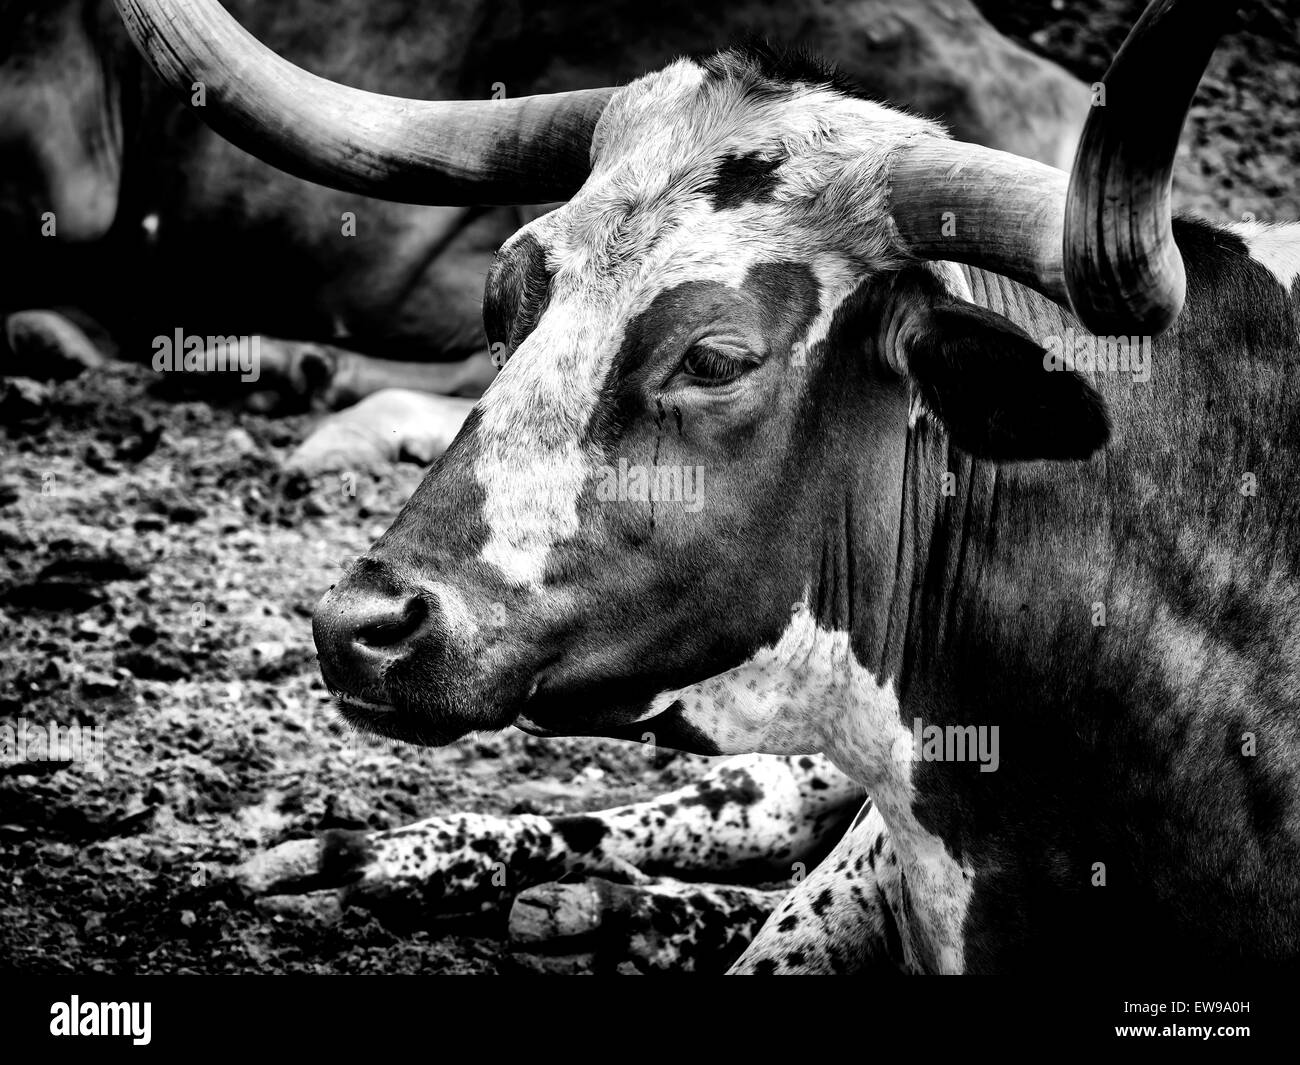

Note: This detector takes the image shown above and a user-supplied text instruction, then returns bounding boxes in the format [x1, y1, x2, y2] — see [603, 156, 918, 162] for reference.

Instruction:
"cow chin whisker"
[332, 691, 398, 715]
[335, 701, 449, 747]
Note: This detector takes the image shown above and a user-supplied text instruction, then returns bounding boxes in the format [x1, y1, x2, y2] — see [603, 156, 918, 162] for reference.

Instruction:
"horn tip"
[1067, 282, 1186, 339]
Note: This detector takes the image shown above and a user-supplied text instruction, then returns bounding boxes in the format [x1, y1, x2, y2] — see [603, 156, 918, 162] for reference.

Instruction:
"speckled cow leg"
[729, 799, 908, 975]
[235, 753, 862, 924]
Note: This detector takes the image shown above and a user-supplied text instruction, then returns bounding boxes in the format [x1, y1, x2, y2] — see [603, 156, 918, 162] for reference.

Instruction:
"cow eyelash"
[680, 342, 758, 385]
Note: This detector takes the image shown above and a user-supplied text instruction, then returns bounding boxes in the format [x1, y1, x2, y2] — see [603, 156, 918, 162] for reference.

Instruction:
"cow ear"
[901, 297, 1110, 462]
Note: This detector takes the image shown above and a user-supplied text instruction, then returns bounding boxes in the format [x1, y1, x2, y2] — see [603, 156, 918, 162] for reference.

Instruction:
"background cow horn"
[890, 0, 1236, 336]
[112, 0, 614, 205]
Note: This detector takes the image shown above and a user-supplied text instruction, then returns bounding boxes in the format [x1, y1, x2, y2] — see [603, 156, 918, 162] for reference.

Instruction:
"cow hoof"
[233, 837, 331, 895]
[285, 388, 474, 474]
[3, 310, 106, 380]
[586, 854, 654, 885]
[257, 339, 339, 406]
[233, 828, 375, 896]
[508, 878, 785, 973]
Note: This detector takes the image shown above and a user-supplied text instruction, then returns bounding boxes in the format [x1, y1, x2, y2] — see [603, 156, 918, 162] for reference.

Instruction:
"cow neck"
[902, 268, 1082, 691]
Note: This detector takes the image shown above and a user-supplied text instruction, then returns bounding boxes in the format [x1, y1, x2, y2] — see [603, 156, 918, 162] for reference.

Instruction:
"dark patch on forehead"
[744, 261, 821, 333]
[483, 232, 552, 359]
[704, 152, 785, 211]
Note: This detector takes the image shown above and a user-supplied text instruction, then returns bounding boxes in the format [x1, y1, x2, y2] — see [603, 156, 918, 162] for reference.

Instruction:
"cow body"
[966, 224, 1300, 971]
[735, 228, 1300, 974]
[1, 0, 1086, 407]
[312, 49, 1300, 973]
[288, 215, 1300, 975]
[738, 229, 1300, 973]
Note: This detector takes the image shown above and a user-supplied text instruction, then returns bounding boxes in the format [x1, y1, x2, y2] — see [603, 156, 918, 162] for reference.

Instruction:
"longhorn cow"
[117, 0, 1300, 973]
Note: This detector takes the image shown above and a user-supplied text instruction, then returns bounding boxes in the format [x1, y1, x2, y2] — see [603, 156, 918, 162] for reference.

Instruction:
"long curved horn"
[112, 0, 614, 205]
[1062, 0, 1238, 335]
[889, 0, 1236, 336]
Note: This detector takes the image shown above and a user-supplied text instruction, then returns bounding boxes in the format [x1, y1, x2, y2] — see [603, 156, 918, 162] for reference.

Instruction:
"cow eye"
[679, 341, 758, 385]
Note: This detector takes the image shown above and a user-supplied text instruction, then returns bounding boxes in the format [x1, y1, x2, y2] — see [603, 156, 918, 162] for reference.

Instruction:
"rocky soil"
[0, 367, 709, 973]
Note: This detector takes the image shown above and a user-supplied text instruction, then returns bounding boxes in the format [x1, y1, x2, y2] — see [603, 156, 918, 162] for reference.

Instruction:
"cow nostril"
[355, 595, 427, 649]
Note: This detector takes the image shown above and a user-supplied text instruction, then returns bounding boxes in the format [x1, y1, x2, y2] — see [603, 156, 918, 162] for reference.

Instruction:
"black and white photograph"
[0, 0, 1296, 1043]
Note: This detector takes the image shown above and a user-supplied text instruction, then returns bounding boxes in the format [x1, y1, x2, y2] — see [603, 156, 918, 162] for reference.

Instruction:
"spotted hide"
[235, 753, 862, 970]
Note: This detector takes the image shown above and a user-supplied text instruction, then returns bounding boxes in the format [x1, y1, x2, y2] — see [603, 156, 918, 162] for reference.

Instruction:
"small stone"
[117, 426, 164, 464]
[509, 951, 598, 976]
[84, 442, 118, 474]
[222, 427, 258, 456]
[81, 671, 120, 697]
[255, 893, 343, 924]
[0, 378, 51, 425]
[318, 793, 369, 831]
[251, 641, 287, 664]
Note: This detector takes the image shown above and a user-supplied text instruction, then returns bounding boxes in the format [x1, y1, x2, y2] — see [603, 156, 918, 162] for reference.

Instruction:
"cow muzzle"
[311, 557, 531, 745]
[312, 561, 448, 743]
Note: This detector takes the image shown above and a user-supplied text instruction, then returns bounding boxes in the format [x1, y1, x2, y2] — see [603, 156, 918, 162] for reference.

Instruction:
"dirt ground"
[1, 3, 1295, 975]
[0, 364, 716, 974]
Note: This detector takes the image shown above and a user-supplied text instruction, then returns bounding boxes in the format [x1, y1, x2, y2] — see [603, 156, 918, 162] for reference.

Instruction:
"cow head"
[116, 0, 1221, 762]
[0, 0, 125, 242]
[313, 51, 1109, 753]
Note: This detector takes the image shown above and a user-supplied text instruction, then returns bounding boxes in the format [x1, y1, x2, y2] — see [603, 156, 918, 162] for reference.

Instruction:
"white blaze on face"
[475, 299, 608, 587]
[470, 63, 708, 588]
[1230, 220, 1300, 290]
[649, 602, 974, 974]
